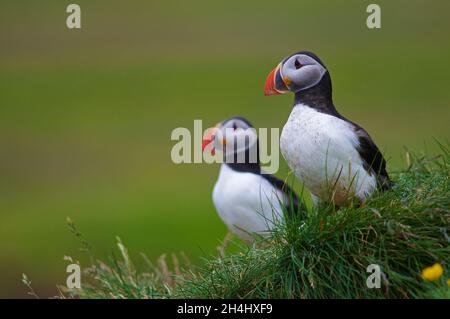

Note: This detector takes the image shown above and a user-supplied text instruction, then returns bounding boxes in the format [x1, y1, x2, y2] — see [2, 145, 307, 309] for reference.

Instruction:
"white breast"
[280, 104, 376, 205]
[212, 165, 286, 241]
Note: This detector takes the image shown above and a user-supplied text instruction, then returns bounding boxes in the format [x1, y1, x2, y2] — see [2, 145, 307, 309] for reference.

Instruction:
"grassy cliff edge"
[41, 147, 449, 299]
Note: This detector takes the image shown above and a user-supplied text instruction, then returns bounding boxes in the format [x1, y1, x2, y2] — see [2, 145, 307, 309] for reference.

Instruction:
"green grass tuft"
[61, 148, 449, 299]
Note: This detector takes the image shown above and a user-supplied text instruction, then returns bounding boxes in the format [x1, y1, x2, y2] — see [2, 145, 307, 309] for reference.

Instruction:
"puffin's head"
[264, 51, 329, 96]
[202, 117, 258, 163]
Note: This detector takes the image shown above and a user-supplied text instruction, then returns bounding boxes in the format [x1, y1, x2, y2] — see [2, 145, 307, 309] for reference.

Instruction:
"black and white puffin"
[202, 117, 299, 241]
[264, 51, 391, 206]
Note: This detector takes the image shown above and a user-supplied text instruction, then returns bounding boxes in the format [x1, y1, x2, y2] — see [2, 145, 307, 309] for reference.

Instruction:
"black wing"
[260, 174, 304, 215]
[353, 126, 391, 190]
[314, 101, 392, 191]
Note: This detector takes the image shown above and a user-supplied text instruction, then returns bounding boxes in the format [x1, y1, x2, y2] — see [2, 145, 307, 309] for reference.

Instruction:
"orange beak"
[264, 63, 290, 96]
[202, 126, 219, 155]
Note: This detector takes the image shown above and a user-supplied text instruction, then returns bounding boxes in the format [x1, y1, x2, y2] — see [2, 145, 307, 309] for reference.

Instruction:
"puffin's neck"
[293, 72, 339, 116]
[223, 145, 261, 175]
[225, 162, 261, 174]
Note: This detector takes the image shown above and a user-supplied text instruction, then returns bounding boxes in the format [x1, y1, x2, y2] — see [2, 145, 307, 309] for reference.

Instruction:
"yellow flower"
[447, 278, 450, 287]
[421, 263, 443, 281]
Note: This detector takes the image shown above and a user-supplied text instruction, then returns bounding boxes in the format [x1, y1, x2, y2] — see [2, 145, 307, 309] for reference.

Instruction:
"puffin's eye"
[294, 59, 302, 69]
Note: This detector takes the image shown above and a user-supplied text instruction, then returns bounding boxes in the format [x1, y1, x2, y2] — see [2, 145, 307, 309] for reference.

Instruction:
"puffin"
[264, 51, 391, 206]
[202, 117, 300, 242]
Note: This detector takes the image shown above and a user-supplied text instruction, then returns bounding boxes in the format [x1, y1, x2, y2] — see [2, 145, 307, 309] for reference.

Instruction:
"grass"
[43, 146, 450, 299]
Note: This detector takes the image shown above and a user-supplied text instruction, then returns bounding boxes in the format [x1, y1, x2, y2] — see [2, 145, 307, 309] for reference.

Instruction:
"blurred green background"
[0, 0, 449, 298]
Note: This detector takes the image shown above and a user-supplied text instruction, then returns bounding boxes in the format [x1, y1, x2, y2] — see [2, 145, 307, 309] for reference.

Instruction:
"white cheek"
[299, 66, 324, 88]
[283, 64, 326, 91]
